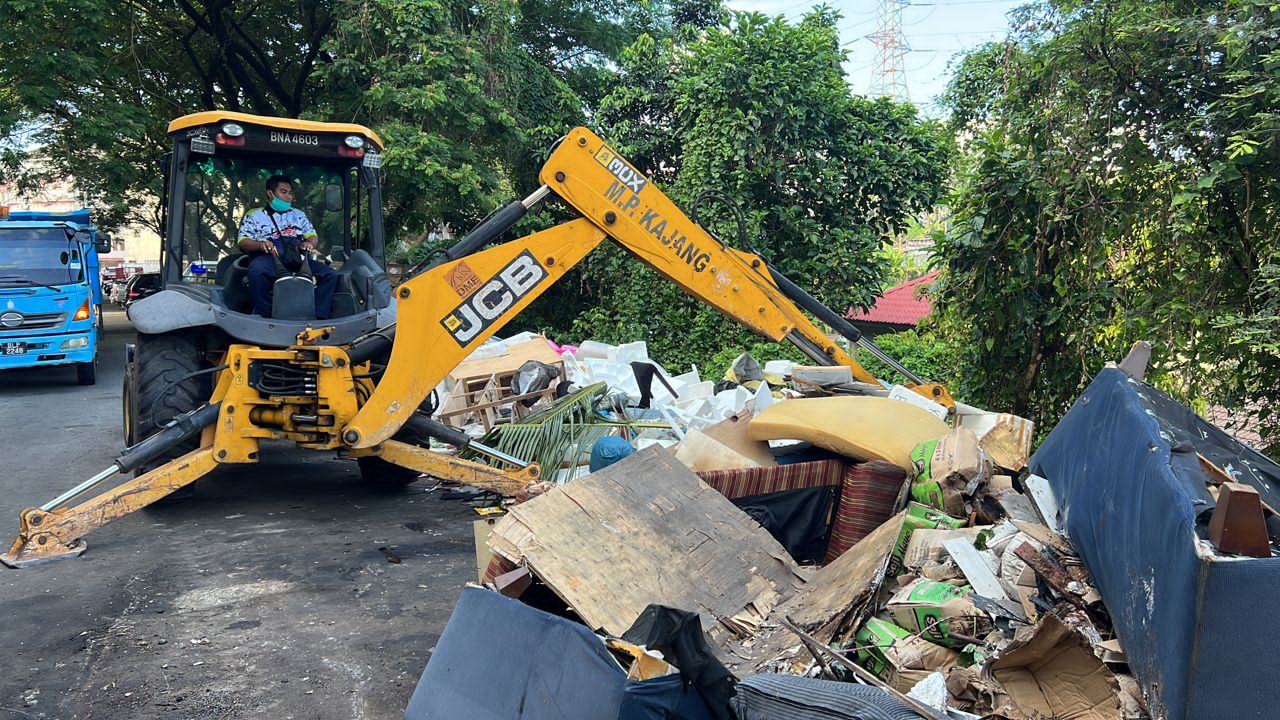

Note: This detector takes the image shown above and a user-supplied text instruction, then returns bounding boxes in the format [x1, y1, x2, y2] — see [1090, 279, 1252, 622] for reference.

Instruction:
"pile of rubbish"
[407, 335, 1280, 720]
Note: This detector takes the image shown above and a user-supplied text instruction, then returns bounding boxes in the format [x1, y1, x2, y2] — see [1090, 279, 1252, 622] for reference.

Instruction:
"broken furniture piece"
[437, 335, 567, 431]
[1032, 367, 1280, 719]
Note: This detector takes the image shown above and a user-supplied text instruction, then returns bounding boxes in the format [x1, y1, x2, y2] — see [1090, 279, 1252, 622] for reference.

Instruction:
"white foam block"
[611, 340, 650, 364]
[888, 384, 949, 422]
[763, 360, 794, 378]
[752, 382, 776, 413]
[576, 340, 615, 360]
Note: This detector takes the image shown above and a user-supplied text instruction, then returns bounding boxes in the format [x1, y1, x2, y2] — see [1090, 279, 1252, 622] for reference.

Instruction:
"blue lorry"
[0, 209, 110, 385]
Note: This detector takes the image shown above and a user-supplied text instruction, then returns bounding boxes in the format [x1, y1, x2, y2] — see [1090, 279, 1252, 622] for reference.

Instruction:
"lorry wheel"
[75, 361, 96, 385]
[129, 331, 211, 495]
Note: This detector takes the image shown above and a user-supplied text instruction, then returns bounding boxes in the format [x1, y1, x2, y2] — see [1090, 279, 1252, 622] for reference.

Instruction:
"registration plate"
[2, 342, 26, 356]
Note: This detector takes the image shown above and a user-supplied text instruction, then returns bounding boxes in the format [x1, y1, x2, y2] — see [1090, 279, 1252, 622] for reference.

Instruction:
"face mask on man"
[269, 197, 292, 212]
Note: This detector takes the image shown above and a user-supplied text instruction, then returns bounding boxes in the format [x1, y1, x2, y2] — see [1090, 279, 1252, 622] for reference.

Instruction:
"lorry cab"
[0, 208, 109, 385]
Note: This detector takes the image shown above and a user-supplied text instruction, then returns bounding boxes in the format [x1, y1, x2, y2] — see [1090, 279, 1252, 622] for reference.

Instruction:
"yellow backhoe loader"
[2, 113, 950, 567]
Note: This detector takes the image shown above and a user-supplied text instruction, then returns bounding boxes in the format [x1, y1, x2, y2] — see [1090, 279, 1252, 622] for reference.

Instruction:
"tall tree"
[529, 8, 947, 372]
[0, 0, 336, 230]
[0, 0, 653, 242]
[318, 0, 525, 243]
[938, 0, 1280, 447]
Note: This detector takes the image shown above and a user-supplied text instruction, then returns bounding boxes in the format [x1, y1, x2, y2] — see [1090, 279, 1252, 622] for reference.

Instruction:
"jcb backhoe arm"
[341, 127, 951, 448]
[4, 126, 950, 568]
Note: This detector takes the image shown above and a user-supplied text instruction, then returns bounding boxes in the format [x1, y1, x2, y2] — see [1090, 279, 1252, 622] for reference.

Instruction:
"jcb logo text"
[441, 251, 548, 345]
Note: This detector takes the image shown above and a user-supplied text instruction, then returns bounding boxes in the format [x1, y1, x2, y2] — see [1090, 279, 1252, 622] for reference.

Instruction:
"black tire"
[75, 361, 96, 385]
[356, 457, 422, 490]
[122, 363, 137, 445]
[128, 331, 212, 479]
[356, 420, 429, 490]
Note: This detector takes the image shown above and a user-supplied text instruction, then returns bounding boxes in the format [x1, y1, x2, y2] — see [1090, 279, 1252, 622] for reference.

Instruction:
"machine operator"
[237, 175, 339, 319]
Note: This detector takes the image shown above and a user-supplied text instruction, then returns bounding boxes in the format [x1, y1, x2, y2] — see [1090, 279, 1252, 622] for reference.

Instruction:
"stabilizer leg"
[371, 440, 539, 497]
[2, 447, 220, 568]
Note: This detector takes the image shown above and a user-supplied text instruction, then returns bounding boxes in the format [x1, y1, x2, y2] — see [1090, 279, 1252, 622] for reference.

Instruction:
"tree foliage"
[938, 0, 1280, 446]
[0, 0, 337, 230]
[0, 0, 646, 246]
[539, 8, 947, 373]
[318, 0, 525, 243]
[1, 0, 950, 390]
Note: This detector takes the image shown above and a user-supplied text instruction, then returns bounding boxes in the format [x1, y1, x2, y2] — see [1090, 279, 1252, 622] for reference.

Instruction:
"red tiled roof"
[1205, 405, 1265, 450]
[846, 271, 939, 327]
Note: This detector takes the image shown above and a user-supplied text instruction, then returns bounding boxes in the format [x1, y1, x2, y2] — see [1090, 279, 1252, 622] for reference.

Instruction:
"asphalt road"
[0, 309, 478, 719]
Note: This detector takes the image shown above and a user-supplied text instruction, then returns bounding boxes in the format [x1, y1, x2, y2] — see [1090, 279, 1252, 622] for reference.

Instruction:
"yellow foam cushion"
[748, 396, 949, 469]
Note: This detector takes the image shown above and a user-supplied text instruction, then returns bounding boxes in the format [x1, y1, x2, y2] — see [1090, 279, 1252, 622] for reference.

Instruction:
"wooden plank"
[785, 510, 904, 634]
[1012, 520, 1076, 557]
[488, 446, 802, 638]
[1013, 542, 1086, 610]
[450, 337, 564, 381]
[718, 512, 906, 674]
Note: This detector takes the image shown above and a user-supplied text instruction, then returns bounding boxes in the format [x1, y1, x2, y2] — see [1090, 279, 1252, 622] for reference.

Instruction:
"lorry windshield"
[0, 227, 84, 287]
[181, 157, 356, 276]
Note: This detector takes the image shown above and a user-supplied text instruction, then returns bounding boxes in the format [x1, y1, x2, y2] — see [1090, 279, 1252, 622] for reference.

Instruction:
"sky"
[724, 0, 1026, 116]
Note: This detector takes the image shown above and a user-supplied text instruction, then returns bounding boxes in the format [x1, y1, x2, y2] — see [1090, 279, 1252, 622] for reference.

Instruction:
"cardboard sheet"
[487, 447, 802, 638]
[701, 409, 776, 467]
[988, 615, 1121, 720]
[956, 408, 1035, 471]
[748, 397, 949, 470]
[673, 428, 762, 472]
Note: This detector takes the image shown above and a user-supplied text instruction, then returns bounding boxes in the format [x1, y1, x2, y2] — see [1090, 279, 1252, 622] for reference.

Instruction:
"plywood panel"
[488, 447, 803, 638]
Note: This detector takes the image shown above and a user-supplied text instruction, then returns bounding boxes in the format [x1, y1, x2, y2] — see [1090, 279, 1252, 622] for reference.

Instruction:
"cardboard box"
[887, 502, 966, 577]
[903, 527, 986, 571]
[855, 617, 959, 693]
[886, 578, 995, 648]
[910, 427, 992, 516]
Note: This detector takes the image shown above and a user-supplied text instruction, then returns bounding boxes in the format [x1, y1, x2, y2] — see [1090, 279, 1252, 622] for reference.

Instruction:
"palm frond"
[460, 382, 640, 482]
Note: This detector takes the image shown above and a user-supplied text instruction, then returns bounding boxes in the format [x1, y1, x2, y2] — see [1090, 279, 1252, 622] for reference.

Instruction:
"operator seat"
[216, 254, 254, 314]
[214, 249, 391, 318]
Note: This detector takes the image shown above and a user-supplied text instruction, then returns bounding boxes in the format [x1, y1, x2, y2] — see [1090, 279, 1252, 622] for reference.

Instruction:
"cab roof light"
[221, 122, 245, 137]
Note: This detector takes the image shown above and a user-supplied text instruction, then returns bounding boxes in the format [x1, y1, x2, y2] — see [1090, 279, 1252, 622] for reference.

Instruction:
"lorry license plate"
[2, 342, 26, 356]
